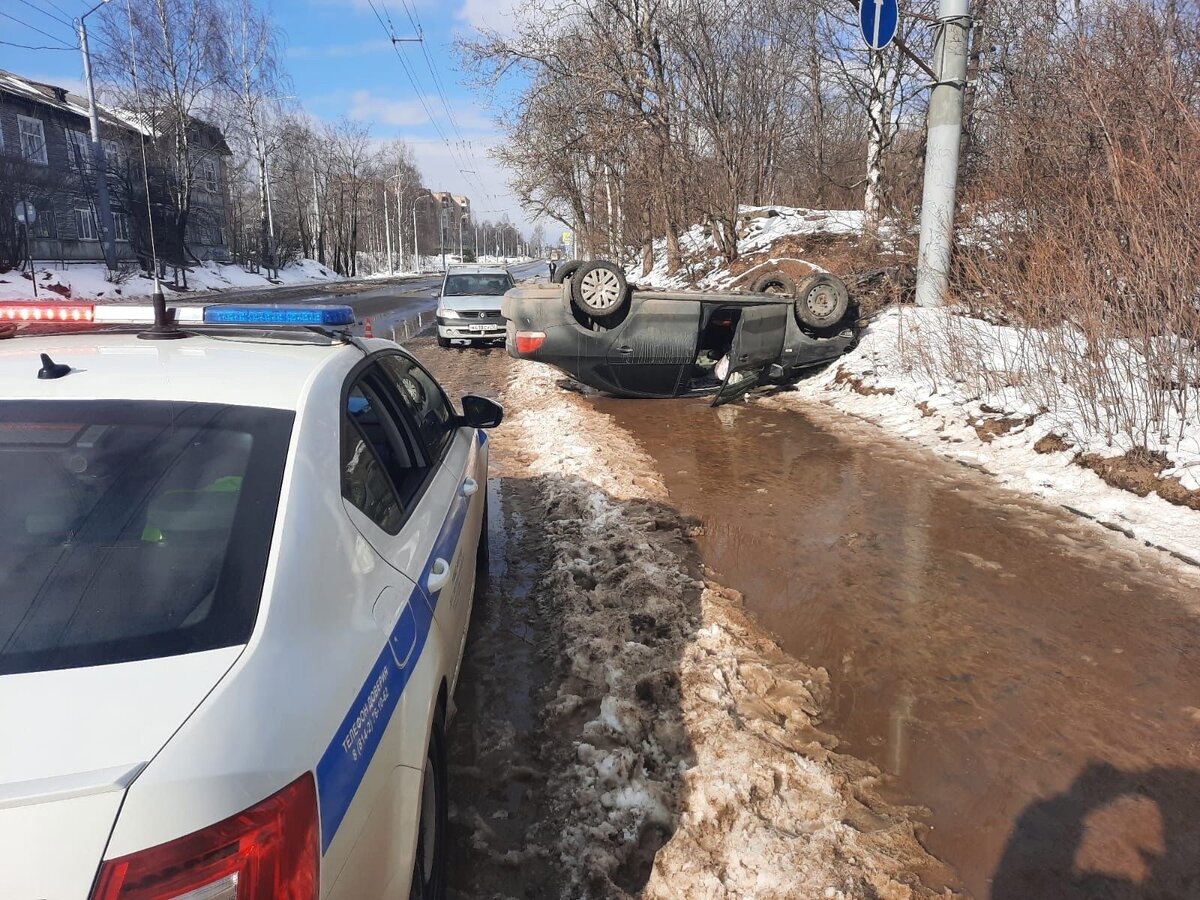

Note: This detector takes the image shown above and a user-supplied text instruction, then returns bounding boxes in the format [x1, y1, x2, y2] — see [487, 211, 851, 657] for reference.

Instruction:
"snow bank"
[630, 206, 889, 292]
[0, 258, 341, 302]
[494, 361, 959, 898]
[774, 306, 1200, 564]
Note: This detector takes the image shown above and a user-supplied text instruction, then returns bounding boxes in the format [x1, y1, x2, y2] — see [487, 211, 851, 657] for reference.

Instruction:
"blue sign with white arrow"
[859, 0, 899, 50]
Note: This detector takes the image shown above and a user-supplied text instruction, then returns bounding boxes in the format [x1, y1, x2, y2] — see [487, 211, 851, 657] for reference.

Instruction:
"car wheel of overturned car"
[750, 270, 797, 297]
[571, 261, 629, 317]
[409, 713, 448, 900]
[551, 259, 582, 285]
[793, 273, 850, 330]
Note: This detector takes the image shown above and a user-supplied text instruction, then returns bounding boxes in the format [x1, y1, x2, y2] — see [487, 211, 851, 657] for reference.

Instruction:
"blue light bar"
[202, 304, 356, 327]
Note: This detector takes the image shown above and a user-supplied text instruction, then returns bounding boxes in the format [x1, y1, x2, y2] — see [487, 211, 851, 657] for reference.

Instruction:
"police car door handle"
[427, 558, 451, 593]
[461, 477, 478, 497]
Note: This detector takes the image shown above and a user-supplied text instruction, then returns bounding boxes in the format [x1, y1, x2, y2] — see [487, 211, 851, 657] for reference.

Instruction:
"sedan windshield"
[443, 273, 511, 296]
[0, 400, 293, 675]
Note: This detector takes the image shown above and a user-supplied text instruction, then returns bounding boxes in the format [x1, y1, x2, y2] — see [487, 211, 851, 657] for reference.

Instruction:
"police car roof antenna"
[138, 282, 188, 341]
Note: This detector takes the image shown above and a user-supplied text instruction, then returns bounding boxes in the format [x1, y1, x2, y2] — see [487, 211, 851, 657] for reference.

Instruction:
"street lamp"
[77, 0, 116, 272]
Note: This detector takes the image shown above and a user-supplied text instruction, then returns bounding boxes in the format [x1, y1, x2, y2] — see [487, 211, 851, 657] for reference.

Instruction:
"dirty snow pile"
[0, 258, 341, 302]
[630, 206, 884, 292]
[773, 306, 1200, 564]
[498, 361, 959, 898]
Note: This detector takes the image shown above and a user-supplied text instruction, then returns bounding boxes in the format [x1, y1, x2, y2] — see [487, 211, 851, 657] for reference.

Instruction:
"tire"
[551, 259, 582, 285]
[751, 270, 797, 296]
[571, 261, 629, 317]
[437, 335, 451, 349]
[409, 713, 448, 900]
[793, 273, 850, 329]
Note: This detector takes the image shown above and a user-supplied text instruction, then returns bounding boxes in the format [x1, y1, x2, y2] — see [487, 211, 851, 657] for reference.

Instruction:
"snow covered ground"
[0, 258, 341, 302]
[772, 306, 1200, 564]
[489, 361, 959, 898]
[629, 205, 886, 291]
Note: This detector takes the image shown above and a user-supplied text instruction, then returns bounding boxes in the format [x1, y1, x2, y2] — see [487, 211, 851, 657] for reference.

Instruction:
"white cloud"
[457, 0, 522, 34]
[349, 90, 433, 127]
[288, 39, 392, 59]
[400, 133, 532, 230]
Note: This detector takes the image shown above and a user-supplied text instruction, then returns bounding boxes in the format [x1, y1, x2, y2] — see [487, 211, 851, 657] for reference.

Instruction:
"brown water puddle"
[597, 395, 1200, 899]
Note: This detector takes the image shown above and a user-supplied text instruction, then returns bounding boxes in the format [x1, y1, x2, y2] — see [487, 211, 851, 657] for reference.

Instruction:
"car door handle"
[616, 345, 634, 354]
[427, 557, 451, 593]
[461, 477, 479, 497]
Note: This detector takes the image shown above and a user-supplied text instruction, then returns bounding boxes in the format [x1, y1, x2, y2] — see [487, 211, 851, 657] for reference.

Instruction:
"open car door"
[711, 304, 788, 406]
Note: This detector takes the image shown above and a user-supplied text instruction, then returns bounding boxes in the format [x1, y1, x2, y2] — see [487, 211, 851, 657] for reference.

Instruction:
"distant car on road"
[436, 265, 515, 348]
[503, 260, 860, 405]
[0, 300, 502, 900]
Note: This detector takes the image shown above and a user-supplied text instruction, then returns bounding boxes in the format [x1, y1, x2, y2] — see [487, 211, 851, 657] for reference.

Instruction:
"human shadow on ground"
[993, 762, 1200, 899]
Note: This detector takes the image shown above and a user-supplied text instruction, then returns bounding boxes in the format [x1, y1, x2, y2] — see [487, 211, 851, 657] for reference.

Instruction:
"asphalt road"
[207, 260, 550, 332]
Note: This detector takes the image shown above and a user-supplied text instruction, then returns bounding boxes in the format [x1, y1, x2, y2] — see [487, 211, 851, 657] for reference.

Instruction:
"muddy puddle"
[597, 394, 1200, 899]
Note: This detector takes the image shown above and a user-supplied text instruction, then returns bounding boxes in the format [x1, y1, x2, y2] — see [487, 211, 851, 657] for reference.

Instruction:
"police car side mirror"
[457, 395, 503, 429]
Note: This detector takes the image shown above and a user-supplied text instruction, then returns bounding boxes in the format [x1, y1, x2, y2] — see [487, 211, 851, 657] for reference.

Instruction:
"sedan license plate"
[468, 323, 493, 332]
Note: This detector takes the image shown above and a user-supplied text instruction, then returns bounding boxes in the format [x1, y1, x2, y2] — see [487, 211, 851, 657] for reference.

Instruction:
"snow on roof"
[0, 69, 151, 136]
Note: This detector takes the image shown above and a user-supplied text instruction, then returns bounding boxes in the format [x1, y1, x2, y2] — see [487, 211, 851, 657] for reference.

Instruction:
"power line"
[0, 38, 73, 51]
[14, 0, 73, 29]
[0, 10, 75, 48]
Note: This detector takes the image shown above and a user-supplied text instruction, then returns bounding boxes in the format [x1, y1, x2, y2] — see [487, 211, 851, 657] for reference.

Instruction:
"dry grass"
[833, 367, 895, 396]
[1076, 450, 1200, 510]
[1034, 433, 1074, 454]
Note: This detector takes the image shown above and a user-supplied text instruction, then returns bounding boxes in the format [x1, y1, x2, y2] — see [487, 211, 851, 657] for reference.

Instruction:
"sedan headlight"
[437, 307, 457, 319]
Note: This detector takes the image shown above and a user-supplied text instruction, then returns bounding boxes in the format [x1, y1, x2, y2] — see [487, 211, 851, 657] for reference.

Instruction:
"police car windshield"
[0, 400, 293, 675]
[443, 273, 510, 296]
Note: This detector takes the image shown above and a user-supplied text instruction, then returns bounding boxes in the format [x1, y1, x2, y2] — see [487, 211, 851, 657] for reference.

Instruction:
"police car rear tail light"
[0, 302, 95, 322]
[90, 772, 319, 900]
[202, 305, 356, 326]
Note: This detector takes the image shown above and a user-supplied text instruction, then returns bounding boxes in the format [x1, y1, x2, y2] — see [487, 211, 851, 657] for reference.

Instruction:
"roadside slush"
[415, 339, 962, 899]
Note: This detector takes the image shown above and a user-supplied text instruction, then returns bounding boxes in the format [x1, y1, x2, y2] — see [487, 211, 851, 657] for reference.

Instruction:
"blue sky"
[0, 0, 530, 228]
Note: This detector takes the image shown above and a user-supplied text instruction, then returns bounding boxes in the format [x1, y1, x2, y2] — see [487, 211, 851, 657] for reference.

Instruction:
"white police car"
[0, 300, 500, 899]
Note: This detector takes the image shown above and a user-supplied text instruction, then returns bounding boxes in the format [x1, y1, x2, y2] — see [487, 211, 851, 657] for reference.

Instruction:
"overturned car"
[503, 260, 860, 405]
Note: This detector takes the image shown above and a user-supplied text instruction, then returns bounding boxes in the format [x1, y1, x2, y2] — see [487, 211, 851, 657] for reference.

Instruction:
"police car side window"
[342, 385, 405, 533]
[377, 355, 454, 460]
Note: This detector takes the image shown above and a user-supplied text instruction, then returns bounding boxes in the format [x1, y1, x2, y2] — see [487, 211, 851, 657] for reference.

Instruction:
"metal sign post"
[915, 0, 972, 307]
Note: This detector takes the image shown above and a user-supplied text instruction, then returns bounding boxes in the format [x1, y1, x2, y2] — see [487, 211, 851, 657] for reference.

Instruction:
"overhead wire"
[371, 0, 501, 211]
[396, 0, 507, 213]
[366, 0, 481, 192]
[0, 10, 76, 48]
[0, 38, 73, 51]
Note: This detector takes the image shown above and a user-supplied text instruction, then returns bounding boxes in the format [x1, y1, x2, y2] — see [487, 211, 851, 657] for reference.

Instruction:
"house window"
[66, 129, 91, 171]
[197, 157, 219, 192]
[113, 212, 130, 242]
[29, 203, 56, 239]
[18, 116, 48, 165]
[75, 207, 98, 241]
[103, 139, 124, 169]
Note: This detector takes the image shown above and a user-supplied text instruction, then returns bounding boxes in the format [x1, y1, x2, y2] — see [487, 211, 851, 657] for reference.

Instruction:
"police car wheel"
[410, 715, 448, 900]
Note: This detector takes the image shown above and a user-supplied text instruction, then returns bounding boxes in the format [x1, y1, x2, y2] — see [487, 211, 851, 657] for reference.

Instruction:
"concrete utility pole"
[412, 206, 419, 272]
[78, 0, 116, 271]
[915, 0, 972, 307]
